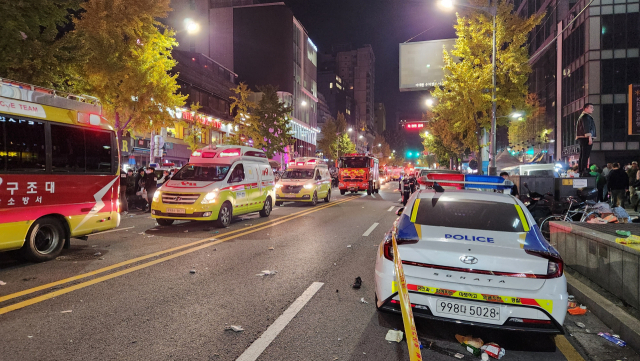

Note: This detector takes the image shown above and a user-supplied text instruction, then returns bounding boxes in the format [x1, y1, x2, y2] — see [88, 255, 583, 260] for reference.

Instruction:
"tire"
[19, 217, 66, 262]
[367, 183, 372, 195]
[215, 202, 233, 228]
[340, 190, 346, 195]
[156, 219, 174, 226]
[540, 215, 566, 240]
[259, 197, 272, 217]
[324, 189, 331, 203]
[310, 191, 318, 206]
[275, 201, 283, 206]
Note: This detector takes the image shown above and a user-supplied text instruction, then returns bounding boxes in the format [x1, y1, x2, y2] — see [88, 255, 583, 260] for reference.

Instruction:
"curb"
[566, 272, 640, 354]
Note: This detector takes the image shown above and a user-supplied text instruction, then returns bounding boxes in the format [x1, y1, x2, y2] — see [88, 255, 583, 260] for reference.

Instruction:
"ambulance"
[151, 145, 275, 228]
[275, 157, 332, 206]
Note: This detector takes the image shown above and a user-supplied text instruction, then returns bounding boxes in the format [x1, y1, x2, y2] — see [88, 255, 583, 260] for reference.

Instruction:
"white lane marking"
[87, 226, 135, 236]
[387, 206, 395, 212]
[362, 222, 379, 237]
[236, 282, 324, 361]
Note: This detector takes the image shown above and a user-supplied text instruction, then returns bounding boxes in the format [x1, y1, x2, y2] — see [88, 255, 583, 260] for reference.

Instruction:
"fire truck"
[338, 154, 380, 195]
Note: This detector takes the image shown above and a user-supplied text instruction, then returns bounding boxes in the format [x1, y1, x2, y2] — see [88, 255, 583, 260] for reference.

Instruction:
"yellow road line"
[554, 335, 585, 361]
[0, 198, 355, 314]
[0, 198, 352, 304]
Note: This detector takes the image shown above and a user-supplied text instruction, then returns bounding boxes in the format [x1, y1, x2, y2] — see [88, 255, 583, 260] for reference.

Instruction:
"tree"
[508, 93, 550, 152]
[251, 85, 294, 158]
[317, 113, 355, 162]
[0, 0, 84, 89]
[431, 0, 543, 171]
[382, 128, 408, 156]
[421, 110, 465, 166]
[228, 82, 256, 146]
[372, 134, 391, 165]
[72, 0, 186, 139]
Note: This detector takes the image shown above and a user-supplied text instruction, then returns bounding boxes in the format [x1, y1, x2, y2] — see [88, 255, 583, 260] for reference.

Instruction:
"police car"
[375, 174, 568, 333]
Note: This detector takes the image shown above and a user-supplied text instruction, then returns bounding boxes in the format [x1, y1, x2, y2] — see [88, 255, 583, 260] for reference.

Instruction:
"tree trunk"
[475, 116, 484, 175]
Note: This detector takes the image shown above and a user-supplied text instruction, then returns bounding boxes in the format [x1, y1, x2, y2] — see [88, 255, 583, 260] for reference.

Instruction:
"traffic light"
[406, 150, 418, 159]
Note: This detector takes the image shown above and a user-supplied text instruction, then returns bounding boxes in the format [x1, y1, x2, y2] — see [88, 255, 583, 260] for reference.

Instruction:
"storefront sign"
[179, 109, 222, 129]
[629, 84, 640, 135]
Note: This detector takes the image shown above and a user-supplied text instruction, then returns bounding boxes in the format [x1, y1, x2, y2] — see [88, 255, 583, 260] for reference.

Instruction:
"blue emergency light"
[426, 174, 514, 191]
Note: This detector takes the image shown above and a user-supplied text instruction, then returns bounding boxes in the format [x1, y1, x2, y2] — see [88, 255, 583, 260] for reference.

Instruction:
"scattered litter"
[56, 256, 66, 260]
[568, 306, 587, 315]
[352, 277, 362, 289]
[98, 257, 105, 260]
[256, 270, 277, 277]
[93, 252, 102, 256]
[575, 322, 585, 328]
[0, 281, 6, 286]
[456, 334, 484, 356]
[598, 332, 626, 347]
[616, 230, 631, 237]
[360, 297, 368, 304]
[334, 263, 337, 266]
[147, 235, 154, 238]
[481, 343, 505, 359]
[347, 245, 352, 248]
[138, 232, 145, 235]
[268, 247, 275, 250]
[27, 336, 33, 338]
[22, 277, 36, 282]
[481, 353, 489, 361]
[149, 228, 159, 231]
[184, 230, 189, 233]
[225, 325, 244, 332]
[385, 329, 403, 343]
[421, 340, 465, 359]
[61, 310, 73, 313]
[616, 235, 640, 244]
[91, 245, 97, 248]
[189, 270, 196, 274]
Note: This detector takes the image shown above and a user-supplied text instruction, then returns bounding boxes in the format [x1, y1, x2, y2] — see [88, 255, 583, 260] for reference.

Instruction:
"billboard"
[399, 39, 456, 92]
[629, 84, 640, 135]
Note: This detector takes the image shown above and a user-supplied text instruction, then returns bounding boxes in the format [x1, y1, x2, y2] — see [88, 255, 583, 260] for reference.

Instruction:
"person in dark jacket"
[144, 167, 158, 212]
[119, 170, 129, 213]
[125, 169, 137, 208]
[575, 103, 596, 175]
[134, 168, 146, 210]
[589, 165, 606, 202]
[608, 163, 629, 207]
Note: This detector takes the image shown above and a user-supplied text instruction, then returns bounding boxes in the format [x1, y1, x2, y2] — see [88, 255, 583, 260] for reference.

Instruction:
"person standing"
[608, 163, 629, 208]
[602, 163, 611, 202]
[627, 161, 639, 211]
[589, 165, 606, 202]
[144, 167, 158, 212]
[575, 103, 596, 175]
[500, 172, 519, 198]
[125, 169, 137, 209]
[135, 168, 146, 210]
[119, 170, 129, 213]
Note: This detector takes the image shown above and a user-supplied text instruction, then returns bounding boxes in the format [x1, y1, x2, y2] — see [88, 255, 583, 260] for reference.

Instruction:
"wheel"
[367, 183, 372, 195]
[259, 197, 272, 217]
[215, 202, 233, 228]
[19, 217, 66, 262]
[540, 215, 566, 240]
[324, 189, 331, 203]
[275, 201, 283, 206]
[340, 189, 346, 195]
[156, 219, 174, 226]
[310, 191, 318, 206]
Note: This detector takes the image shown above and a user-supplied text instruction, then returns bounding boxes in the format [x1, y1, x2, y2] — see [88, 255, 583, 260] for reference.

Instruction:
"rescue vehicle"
[275, 157, 331, 206]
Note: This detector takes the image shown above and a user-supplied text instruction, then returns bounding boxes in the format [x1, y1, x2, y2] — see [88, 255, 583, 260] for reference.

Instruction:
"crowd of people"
[582, 161, 640, 211]
[119, 167, 177, 214]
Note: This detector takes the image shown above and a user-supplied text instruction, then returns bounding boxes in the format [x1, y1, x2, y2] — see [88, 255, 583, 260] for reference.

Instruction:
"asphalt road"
[0, 183, 638, 361]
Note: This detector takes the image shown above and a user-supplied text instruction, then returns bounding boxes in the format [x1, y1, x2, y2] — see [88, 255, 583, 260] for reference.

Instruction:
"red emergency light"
[405, 123, 424, 130]
[219, 148, 241, 157]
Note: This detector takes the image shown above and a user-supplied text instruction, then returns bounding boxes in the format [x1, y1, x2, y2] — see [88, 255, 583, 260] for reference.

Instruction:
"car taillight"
[525, 249, 564, 278]
[382, 233, 418, 261]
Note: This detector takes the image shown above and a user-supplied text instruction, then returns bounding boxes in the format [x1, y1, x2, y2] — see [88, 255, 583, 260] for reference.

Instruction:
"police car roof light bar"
[425, 174, 514, 190]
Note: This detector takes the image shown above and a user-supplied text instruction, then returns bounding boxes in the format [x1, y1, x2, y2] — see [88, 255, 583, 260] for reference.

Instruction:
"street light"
[425, 98, 434, 107]
[378, 143, 382, 147]
[185, 18, 201, 34]
[301, 100, 308, 107]
[348, 128, 353, 132]
[439, 0, 497, 175]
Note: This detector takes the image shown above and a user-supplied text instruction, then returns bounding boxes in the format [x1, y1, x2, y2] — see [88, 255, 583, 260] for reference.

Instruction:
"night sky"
[283, 0, 457, 128]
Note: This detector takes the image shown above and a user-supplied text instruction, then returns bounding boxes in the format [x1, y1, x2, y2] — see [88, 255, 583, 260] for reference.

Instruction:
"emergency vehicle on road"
[375, 174, 568, 332]
[151, 145, 275, 228]
[275, 157, 331, 206]
[338, 154, 380, 195]
[0, 78, 120, 262]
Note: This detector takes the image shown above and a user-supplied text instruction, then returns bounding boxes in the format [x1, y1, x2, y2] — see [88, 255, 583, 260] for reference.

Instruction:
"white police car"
[375, 175, 568, 332]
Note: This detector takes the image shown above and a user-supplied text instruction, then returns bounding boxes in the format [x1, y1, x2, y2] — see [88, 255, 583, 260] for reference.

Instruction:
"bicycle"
[539, 197, 600, 240]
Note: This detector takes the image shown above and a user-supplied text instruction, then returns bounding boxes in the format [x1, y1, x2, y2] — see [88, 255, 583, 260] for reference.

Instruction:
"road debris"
[347, 245, 352, 248]
[352, 277, 362, 289]
[0, 281, 6, 286]
[27, 336, 33, 338]
[138, 232, 145, 235]
[184, 230, 189, 233]
[575, 321, 585, 328]
[481, 353, 489, 361]
[598, 332, 626, 347]
[456, 334, 484, 356]
[268, 247, 275, 250]
[61, 310, 73, 313]
[360, 297, 368, 304]
[93, 252, 102, 256]
[568, 305, 587, 315]
[189, 269, 196, 274]
[421, 340, 465, 359]
[481, 343, 505, 359]
[225, 325, 244, 332]
[256, 270, 277, 276]
[385, 329, 403, 343]
[98, 257, 105, 260]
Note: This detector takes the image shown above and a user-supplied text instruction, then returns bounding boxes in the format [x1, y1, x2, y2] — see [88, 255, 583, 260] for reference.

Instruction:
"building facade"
[518, 0, 640, 165]
[336, 45, 376, 130]
[168, 0, 319, 159]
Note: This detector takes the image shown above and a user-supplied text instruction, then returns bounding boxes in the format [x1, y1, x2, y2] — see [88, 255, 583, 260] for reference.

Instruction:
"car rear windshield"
[413, 198, 526, 232]
[172, 164, 230, 182]
[283, 169, 314, 179]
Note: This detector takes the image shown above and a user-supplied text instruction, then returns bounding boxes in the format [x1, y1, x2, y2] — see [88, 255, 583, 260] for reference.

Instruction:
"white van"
[151, 145, 275, 228]
[275, 157, 332, 206]
[503, 164, 559, 177]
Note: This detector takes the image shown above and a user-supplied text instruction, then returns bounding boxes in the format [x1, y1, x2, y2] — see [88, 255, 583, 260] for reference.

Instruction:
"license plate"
[349, 187, 356, 190]
[166, 208, 186, 214]
[435, 300, 500, 320]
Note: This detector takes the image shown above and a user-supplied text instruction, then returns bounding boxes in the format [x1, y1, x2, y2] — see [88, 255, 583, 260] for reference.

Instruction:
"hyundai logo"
[460, 255, 478, 265]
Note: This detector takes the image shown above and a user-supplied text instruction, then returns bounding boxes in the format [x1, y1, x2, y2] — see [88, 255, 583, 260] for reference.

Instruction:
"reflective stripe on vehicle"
[514, 205, 530, 232]
[391, 282, 553, 314]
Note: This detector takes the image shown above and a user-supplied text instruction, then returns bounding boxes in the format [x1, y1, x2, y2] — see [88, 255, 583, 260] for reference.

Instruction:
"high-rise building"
[335, 45, 376, 130]
[374, 103, 386, 134]
[168, 0, 319, 158]
[518, 0, 640, 165]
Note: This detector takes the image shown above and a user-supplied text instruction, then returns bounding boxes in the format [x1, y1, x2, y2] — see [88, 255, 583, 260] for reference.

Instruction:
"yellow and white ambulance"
[151, 145, 275, 228]
[275, 157, 332, 206]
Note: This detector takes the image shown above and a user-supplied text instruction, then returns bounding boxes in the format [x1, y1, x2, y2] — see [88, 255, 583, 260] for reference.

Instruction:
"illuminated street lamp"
[301, 100, 308, 107]
[425, 98, 434, 107]
[185, 18, 201, 34]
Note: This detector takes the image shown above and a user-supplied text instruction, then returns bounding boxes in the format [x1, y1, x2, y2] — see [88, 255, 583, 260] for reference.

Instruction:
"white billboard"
[399, 39, 456, 92]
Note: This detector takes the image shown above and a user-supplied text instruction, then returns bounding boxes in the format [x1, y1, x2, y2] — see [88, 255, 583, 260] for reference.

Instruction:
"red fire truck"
[338, 154, 380, 195]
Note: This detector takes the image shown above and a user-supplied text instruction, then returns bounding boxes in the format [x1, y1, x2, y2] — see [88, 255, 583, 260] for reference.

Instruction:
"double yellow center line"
[0, 197, 355, 315]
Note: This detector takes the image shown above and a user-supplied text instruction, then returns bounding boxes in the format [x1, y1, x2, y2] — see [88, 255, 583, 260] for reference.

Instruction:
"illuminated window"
[330, 83, 333, 88]
[166, 127, 177, 138]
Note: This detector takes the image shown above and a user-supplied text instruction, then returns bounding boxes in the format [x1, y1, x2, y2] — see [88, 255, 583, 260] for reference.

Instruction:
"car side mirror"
[396, 207, 404, 216]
